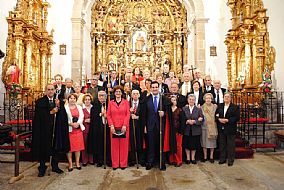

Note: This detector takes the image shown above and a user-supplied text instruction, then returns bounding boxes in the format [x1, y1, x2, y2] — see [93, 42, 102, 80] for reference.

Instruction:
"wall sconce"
[210, 45, 217, 57]
[59, 44, 66, 55]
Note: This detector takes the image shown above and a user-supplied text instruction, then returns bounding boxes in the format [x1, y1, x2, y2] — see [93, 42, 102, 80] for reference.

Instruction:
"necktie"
[217, 90, 220, 104]
[101, 104, 105, 124]
[49, 99, 54, 109]
[154, 96, 158, 113]
[184, 84, 188, 96]
[134, 102, 137, 113]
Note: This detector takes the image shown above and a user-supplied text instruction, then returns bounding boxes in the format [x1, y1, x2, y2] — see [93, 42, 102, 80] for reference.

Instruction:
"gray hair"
[203, 93, 213, 101]
[187, 94, 196, 100]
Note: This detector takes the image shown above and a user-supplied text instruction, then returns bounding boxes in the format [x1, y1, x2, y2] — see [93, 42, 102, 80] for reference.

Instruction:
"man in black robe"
[128, 90, 146, 166]
[32, 84, 68, 177]
[87, 90, 111, 167]
[142, 81, 176, 171]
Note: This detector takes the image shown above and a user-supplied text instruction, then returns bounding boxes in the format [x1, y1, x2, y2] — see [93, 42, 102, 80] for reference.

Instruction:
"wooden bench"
[274, 130, 284, 146]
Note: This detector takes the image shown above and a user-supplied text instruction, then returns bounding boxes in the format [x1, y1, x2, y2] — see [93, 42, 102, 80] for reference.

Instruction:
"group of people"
[31, 64, 240, 177]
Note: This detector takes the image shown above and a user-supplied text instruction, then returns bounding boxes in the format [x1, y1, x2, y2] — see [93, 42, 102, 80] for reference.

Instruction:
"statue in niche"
[6, 61, 21, 84]
[135, 34, 145, 51]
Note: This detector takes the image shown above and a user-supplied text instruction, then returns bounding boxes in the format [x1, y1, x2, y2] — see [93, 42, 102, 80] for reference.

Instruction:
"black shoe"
[186, 160, 190, 165]
[38, 171, 45, 177]
[52, 168, 64, 174]
[82, 163, 87, 167]
[160, 164, 166, 171]
[113, 167, 118, 170]
[76, 166, 82, 170]
[146, 163, 152, 170]
[121, 167, 126, 170]
[175, 163, 182, 167]
[209, 159, 214, 163]
[68, 168, 73, 172]
[201, 158, 207, 163]
[37, 166, 47, 177]
[96, 163, 103, 167]
[228, 162, 234, 167]
[128, 162, 135, 167]
[191, 160, 197, 164]
[219, 160, 226, 165]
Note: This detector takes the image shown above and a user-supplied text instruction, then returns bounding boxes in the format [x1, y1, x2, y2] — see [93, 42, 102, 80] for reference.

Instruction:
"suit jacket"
[54, 84, 66, 101]
[179, 82, 192, 95]
[203, 84, 214, 95]
[181, 105, 204, 136]
[107, 99, 130, 128]
[64, 87, 75, 99]
[161, 83, 170, 94]
[212, 88, 226, 104]
[215, 103, 240, 135]
[188, 89, 204, 106]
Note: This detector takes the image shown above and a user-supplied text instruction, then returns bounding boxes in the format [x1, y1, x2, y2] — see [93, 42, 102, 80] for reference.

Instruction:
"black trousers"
[218, 130, 235, 163]
[39, 151, 59, 172]
[147, 125, 166, 165]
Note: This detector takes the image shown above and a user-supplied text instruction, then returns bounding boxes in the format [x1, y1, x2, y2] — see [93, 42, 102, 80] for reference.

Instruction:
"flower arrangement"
[7, 82, 22, 97]
[259, 67, 272, 94]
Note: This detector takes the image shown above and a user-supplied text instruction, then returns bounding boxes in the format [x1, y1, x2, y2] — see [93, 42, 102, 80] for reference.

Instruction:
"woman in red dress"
[81, 94, 94, 166]
[65, 93, 85, 171]
[107, 86, 130, 170]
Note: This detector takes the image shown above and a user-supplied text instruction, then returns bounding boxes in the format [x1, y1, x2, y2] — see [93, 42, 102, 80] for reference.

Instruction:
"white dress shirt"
[214, 88, 224, 103]
[182, 82, 191, 96]
[224, 103, 230, 116]
[194, 91, 199, 106]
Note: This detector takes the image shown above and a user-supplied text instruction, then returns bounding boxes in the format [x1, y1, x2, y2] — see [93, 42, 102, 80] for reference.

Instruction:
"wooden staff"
[103, 102, 107, 169]
[131, 97, 139, 169]
[159, 91, 163, 170]
[47, 99, 59, 176]
[189, 65, 197, 80]
[107, 70, 111, 103]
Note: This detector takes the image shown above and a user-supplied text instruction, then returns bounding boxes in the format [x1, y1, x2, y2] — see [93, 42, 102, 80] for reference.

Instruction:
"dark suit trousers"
[218, 130, 235, 163]
[147, 125, 166, 165]
[39, 151, 59, 171]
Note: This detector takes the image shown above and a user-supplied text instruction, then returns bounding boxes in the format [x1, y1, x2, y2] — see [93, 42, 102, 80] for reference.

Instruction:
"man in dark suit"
[32, 84, 66, 177]
[169, 82, 187, 108]
[203, 75, 214, 94]
[142, 81, 176, 171]
[88, 90, 111, 167]
[215, 93, 240, 166]
[129, 89, 146, 166]
[99, 64, 108, 83]
[212, 79, 226, 105]
[87, 75, 104, 102]
[156, 73, 170, 94]
[64, 78, 75, 99]
[103, 70, 119, 99]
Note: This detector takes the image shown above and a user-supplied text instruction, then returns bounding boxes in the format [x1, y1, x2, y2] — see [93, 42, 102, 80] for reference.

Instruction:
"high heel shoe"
[68, 167, 73, 172]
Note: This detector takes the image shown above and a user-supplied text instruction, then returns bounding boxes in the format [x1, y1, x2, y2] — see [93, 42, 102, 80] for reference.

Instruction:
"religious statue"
[6, 62, 21, 84]
[135, 34, 145, 51]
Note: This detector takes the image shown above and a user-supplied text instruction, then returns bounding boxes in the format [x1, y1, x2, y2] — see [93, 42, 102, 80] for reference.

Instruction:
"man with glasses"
[32, 84, 67, 177]
[87, 75, 104, 102]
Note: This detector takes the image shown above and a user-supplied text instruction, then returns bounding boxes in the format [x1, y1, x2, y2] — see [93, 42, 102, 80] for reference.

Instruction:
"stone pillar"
[71, 17, 85, 83]
[195, 18, 208, 74]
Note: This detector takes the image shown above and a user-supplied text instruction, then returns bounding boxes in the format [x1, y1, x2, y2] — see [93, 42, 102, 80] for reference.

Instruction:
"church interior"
[0, 0, 284, 189]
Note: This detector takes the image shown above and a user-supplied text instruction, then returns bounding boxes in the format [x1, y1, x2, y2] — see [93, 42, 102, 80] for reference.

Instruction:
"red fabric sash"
[163, 113, 170, 152]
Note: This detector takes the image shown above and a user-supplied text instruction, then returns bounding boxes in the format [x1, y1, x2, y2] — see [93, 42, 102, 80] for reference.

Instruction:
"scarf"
[202, 103, 218, 139]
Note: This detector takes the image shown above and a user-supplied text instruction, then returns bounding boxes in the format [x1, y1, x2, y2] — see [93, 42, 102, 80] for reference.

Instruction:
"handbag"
[72, 117, 78, 123]
[112, 129, 126, 138]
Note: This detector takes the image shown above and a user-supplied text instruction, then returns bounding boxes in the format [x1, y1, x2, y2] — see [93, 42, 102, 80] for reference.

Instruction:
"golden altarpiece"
[225, 0, 275, 91]
[1, 0, 54, 91]
[90, 0, 188, 75]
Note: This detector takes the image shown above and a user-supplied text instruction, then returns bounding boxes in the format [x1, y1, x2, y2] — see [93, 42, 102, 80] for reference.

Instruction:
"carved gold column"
[91, 34, 96, 73]
[244, 36, 252, 87]
[14, 20, 25, 86]
[231, 47, 237, 89]
[183, 34, 188, 66]
[25, 29, 33, 88]
[40, 41, 48, 91]
[173, 36, 177, 72]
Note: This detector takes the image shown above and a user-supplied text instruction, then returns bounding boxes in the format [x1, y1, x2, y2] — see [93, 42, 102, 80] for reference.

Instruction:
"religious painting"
[108, 16, 117, 31]
[59, 44, 66, 55]
[132, 30, 147, 52]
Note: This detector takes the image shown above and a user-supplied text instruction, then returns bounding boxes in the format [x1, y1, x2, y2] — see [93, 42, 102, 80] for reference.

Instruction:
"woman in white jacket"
[65, 93, 85, 171]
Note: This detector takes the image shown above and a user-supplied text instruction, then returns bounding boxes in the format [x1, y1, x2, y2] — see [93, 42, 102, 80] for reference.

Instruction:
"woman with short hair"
[65, 93, 85, 171]
[107, 85, 130, 170]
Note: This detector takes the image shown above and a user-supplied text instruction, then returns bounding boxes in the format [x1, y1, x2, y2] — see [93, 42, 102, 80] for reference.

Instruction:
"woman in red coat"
[107, 85, 130, 170]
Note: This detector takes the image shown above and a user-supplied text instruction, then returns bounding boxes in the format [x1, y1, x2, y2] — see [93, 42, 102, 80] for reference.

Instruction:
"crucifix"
[188, 65, 197, 80]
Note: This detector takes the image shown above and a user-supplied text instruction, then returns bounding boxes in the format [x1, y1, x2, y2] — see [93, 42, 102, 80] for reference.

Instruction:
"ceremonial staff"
[130, 97, 139, 169]
[47, 92, 60, 176]
[103, 101, 107, 169]
[159, 89, 164, 170]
